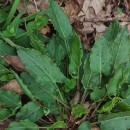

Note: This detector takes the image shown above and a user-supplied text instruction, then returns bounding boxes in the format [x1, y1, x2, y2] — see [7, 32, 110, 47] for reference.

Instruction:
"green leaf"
[35, 15, 49, 29]
[69, 34, 83, 78]
[16, 102, 44, 122]
[99, 111, 130, 121]
[78, 121, 90, 130]
[21, 72, 59, 114]
[0, 40, 15, 56]
[0, 10, 7, 24]
[113, 26, 130, 68]
[90, 87, 106, 102]
[2, 11, 23, 37]
[0, 108, 12, 121]
[0, 90, 21, 110]
[90, 36, 112, 75]
[15, 28, 31, 48]
[48, 0, 73, 39]
[98, 97, 121, 113]
[0, 64, 10, 76]
[82, 56, 100, 89]
[13, 71, 35, 101]
[106, 63, 130, 96]
[100, 116, 130, 130]
[17, 48, 67, 91]
[46, 34, 68, 65]
[71, 104, 88, 118]
[103, 19, 120, 42]
[26, 22, 45, 54]
[7, 120, 39, 130]
[107, 66, 122, 95]
[0, 74, 14, 81]
[49, 121, 67, 129]
[64, 78, 76, 93]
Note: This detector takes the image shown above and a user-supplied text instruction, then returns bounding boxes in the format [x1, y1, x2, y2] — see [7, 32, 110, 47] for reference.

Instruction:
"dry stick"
[84, 17, 130, 22]
[124, 0, 129, 14]
[89, 97, 105, 120]
[33, 0, 39, 11]
[80, 89, 87, 103]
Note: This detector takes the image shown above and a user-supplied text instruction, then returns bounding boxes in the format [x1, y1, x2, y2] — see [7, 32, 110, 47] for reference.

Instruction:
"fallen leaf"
[70, 91, 80, 106]
[3, 79, 24, 95]
[77, 26, 95, 35]
[93, 23, 106, 33]
[40, 25, 51, 35]
[90, 0, 106, 15]
[10, 0, 49, 14]
[2, 55, 26, 72]
[0, 119, 10, 130]
[64, 1, 80, 23]
[78, 0, 106, 19]
[91, 126, 100, 130]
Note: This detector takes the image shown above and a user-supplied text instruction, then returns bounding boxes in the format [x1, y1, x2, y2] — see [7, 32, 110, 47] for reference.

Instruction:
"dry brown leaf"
[79, 0, 106, 19]
[2, 55, 26, 72]
[91, 126, 100, 130]
[90, 0, 106, 15]
[3, 79, 24, 95]
[11, 0, 49, 14]
[64, 1, 80, 23]
[70, 91, 80, 106]
[77, 26, 95, 35]
[127, 23, 130, 31]
[40, 25, 51, 35]
[93, 23, 106, 33]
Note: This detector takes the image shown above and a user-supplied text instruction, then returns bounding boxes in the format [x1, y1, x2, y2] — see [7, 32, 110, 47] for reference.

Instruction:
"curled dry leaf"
[3, 79, 24, 95]
[2, 55, 26, 72]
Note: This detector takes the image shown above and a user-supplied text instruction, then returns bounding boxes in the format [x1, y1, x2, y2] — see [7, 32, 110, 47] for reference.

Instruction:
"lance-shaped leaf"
[107, 63, 130, 96]
[113, 26, 130, 68]
[46, 34, 68, 65]
[106, 66, 122, 95]
[0, 108, 12, 121]
[90, 36, 112, 75]
[82, 56, 100, 89]
[0, 90, 21, 110]
[18, 48, 66, 87]
[0, 40, 15, 56]
[69, 34, 83, 78]
[7, 120, 39, 130]
[100, 115, 130, 130]
[16, 102, 44, 122]
[48, 0, 73, 39]
[21, 72, 59, 114]
[103, 19, 120, 42]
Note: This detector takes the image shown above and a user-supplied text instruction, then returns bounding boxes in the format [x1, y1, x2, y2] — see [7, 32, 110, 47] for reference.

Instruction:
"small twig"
[89, 97, 105, 120]
[84, 17, 130, 22]
[80, 89, 87, 103]
[124, 0, 129, 14]
[32, 0, 39, 11]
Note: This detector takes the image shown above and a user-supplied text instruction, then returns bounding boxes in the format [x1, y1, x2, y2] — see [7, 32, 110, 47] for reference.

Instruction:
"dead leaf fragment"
[40, 25, 51, 35]
[91, 126, 100, 130]
[64, 1, 80, 23]
[70, 91, 80, 106]
[3, 79, 24, 95]
[2, 55, 26, 72]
